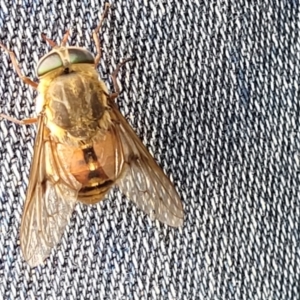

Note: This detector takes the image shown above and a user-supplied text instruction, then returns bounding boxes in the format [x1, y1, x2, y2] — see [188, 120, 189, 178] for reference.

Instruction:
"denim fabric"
[0, 1, 299, 299]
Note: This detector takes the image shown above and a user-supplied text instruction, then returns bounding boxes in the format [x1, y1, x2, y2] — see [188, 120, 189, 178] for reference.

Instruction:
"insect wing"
[20, 118, 80, 267]
[110, 101, 184, 227]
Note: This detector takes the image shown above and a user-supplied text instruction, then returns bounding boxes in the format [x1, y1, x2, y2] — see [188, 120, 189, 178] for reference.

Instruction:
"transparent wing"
[20, 117, 81, 267]
[110, 101, 184, 227]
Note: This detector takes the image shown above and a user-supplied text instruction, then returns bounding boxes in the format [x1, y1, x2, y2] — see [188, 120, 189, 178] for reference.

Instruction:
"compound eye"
[69, 48, 94, 65]
[36, 53, 63, 77]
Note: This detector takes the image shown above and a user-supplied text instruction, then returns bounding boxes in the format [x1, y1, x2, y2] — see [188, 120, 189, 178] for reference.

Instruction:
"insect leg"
[110, 58, 133, 99]
[0, 114, 38, 125]
[0, 43, 38, 89]
[93, 3, 111, 68]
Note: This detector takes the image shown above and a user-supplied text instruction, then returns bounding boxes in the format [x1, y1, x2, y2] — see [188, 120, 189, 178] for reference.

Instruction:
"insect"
[0, 4, 184, 267]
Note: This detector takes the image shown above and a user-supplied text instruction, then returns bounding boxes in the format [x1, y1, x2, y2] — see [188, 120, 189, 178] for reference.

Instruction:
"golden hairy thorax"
[38, 64, 112, 145]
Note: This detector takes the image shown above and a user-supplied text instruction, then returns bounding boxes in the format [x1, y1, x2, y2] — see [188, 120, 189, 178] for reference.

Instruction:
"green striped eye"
[69, 48, 94, 65]
[36, 48, 95, 77]
[37, 53, 63, 77]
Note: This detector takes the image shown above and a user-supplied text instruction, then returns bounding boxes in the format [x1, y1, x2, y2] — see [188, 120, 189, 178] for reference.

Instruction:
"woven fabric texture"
[0, 0, 299, 299]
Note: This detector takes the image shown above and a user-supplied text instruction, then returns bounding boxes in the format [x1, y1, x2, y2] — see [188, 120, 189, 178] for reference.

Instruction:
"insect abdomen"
[56, 128, 125, 205]
[71, 146, 115, 204]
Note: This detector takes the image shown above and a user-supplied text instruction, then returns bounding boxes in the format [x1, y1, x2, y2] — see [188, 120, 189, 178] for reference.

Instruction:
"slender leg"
[93, 3, 111, 68]
[0, 43, 38, 89]
[0, 114, 38, 125]
[110, 58, 133, 99]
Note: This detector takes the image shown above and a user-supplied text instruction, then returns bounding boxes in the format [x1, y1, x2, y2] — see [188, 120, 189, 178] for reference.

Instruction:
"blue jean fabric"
[0, 1, 299, 299]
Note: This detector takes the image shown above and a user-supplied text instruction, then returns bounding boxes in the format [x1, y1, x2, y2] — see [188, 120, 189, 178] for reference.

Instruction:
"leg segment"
[110, 58, 133, 99]
[0, 114, 38, 125]
[93, 3, 111, 68]
[0, 43, 38, 89]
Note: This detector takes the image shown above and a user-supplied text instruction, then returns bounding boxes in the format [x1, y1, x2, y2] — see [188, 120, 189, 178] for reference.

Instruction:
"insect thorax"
[42, 70, 111, 144]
